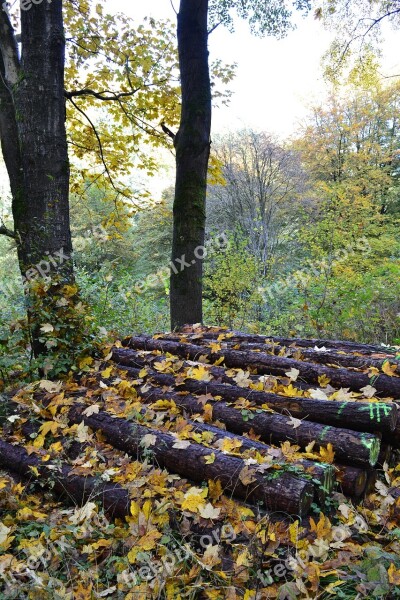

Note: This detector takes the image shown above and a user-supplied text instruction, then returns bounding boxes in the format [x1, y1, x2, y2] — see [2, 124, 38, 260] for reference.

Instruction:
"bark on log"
[335, 464, 367, 498]
[112, 348, 398, 436]
[174, 330, 391, 356]
[156, 334, 399, 373]
[122, 336, 400, 399]
[108, 360, 381, 468]
[175, 419, 335, 505]
[0, 439, 131, 519]
[68, 405, 314, 516]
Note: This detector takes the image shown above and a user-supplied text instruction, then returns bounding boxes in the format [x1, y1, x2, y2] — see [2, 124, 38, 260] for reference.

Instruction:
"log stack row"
[103, 328, 400, 515]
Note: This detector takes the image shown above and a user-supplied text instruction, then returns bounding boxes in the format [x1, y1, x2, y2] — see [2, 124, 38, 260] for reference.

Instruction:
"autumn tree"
[207, 130, 308, 277]
[170, 0, 311, 329]
[0, 0, 179, 373]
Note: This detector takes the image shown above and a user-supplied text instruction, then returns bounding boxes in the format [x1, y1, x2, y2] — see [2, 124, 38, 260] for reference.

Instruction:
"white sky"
[108, 1, 399, 139]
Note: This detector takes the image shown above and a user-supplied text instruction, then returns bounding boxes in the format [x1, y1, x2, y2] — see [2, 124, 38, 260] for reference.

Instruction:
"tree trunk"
[170, 0, 211, 329]
[122, 335, 400, 398]
[0, 439, 130, 519]
[0, 1, 74, 359]
[112, 347, 398, 436]
[68, 404, 314, 516]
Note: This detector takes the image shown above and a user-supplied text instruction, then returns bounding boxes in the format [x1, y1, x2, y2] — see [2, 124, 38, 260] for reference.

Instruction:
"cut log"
[0, 439, 131, 519]
[175, 330, 392, 356]
[156, 334, 399, 374]
[112, 348, 398, 436]
[335, 464, 367, 498]
[174, 419, 335, 505]
[122, 336, 400, 399]
[108, 361, 381, 468]
[68, 404, 314, 516]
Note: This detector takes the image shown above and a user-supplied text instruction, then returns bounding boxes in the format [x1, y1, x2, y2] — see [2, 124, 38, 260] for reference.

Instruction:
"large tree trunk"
[0, 1, 74, 359]
[170, 0, 211, 329]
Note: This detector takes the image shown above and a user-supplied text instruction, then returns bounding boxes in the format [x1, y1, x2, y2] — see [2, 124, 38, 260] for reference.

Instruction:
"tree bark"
[68, 404, 314, 516]
[170, 0, 211, 329]
[0, 439, 130, 519]
[335, 464, 367, 498]
[108, 359, 381, 468]
[122, 336, 400, 399]
[189, 330, 390, 355]
[112, 347, 398, 436]
[166, 335, 399, 374]
[0, 1, 74, 359]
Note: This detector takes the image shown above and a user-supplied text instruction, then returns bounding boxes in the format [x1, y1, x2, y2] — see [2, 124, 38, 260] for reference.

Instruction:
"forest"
[0, 0, 399, 599]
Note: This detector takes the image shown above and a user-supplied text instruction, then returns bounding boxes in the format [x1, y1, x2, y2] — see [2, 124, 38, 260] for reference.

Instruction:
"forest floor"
[0, 326, 399, 599]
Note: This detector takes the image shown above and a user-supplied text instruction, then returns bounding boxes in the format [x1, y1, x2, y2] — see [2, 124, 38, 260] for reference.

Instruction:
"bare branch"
[0, 222, 15, 239]
[65, 88, 138, 101]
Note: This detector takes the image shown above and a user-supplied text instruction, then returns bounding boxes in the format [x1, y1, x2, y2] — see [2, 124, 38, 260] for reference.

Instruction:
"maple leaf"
[201, 544, 221, 567]
[310, 388, 329, 401]
[360, 385, 377, 398]
[137, 529, 162, 551]
[287, 416, 302, 429]
[285, 367, 300, 381]
[69, 502, 97, 525]
[40, 323, 54, 334]
[101, 366, 113, 378]
[204, 453, 216, 464]
[388, 563, 400, 585]
[181, 487, 208, 512]
[76, 421, 90, 443]
[233, 369, 251, 387]
[39, 421, 60, 437]
[382, 361, 398, 377]
[239, 465, 257, 485]
[209, 342, 221, 353]
[219, 438, 243, 453]
[319, 443, 335, 463]
[39, 380, 63, 393]
[318, 374, 331, 387]
[208, 479, 223, 500]
[141, 434, 157, 448]
[199, 503, 221, 520]
[187, 365, 213, 382]
[172, 439, 191, 449]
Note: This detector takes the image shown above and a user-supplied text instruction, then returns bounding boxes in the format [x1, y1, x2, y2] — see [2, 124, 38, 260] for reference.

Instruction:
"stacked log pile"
[108, 327, 399, 513]
[0, 327, 398, 520]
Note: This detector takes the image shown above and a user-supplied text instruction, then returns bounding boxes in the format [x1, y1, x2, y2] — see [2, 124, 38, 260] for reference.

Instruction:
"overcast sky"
[107, 1, 399, 139]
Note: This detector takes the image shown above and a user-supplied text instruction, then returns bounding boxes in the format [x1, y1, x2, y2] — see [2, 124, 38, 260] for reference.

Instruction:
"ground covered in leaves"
[0, 328, 400, 599]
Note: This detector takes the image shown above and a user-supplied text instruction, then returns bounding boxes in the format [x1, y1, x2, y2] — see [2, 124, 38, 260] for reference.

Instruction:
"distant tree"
[207, 130, 308, 277]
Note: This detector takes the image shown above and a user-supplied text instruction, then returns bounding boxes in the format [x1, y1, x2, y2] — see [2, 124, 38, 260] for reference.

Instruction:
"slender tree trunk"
[170, 0, 211, 329]
[0, 1, 74, 359]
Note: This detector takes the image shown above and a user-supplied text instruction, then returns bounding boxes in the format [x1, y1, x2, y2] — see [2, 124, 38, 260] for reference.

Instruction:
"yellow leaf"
[319, 443, 335, 463]
[101, 366, 113, 378]
[388, 563, 400, 585]
[220, 438, 243, 453]
[33, 435, 45, 449]
[382, 361, 397, 377]
[188, 365, 213, 382]
[318, 374, 331, 387]
[208, 479, 223, 500]
[39, 421, 60, 437]
[181, 487, 208, 513]
[138, 529, 162, 551]
[289, 520, 299, 544]
[210, 342, 221, 353]
[204, 453, 216, 464]
[130, 501, 140, 518]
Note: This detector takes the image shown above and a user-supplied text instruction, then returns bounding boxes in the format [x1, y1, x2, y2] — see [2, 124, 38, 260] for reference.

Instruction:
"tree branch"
[65, 88, 138, 101]
[0, 222, 15, 239]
